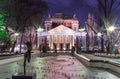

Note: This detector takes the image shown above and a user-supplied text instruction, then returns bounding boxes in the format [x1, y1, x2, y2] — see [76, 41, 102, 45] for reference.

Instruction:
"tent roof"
[48, 25, 75, 35]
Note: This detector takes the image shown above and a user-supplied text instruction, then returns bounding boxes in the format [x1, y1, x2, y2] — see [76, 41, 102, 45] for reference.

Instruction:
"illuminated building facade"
[38, 13, 86, 51]
[45, 13, 79, 32]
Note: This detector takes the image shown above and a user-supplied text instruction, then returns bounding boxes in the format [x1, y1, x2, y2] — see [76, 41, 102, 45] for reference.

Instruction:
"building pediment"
[48, 25, 75, 35]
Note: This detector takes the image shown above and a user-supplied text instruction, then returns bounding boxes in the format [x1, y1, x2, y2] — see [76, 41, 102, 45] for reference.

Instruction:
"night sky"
[44, 0, 98, 26]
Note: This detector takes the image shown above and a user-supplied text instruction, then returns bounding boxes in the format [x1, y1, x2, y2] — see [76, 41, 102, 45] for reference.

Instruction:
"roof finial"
[48, 14, 51, 18]
[73, 14, 76, 19]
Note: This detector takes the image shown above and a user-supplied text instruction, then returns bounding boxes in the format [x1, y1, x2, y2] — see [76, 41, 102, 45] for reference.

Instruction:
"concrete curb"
[0, 53, 39, 66]
[75, 53, 120, 74]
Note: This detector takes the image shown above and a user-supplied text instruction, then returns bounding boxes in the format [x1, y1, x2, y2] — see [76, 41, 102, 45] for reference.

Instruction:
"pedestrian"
[71, 46, 75, 56]
[54, 45, 57, 53]
[55, 48, 57, 53]
[23, 50, 27, 75]
[25, 41, 32, 62]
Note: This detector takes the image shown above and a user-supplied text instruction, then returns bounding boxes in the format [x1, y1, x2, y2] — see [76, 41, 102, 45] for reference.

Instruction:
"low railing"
[94, 52, 120, 57]
[75, 53, 120, 74]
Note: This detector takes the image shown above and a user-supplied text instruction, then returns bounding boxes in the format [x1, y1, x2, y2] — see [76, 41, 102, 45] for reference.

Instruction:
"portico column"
[70, 35, 72, 49]
[49, 35, 51, 49]
[63, 35, 66, 50]
[39, 35, 41, 47]
[37, 33, 39, 48]
[57, 35, 59, 50]
[51, 35, 53, 49]
[48, 35, 50, 47]
[72, 35, 74, 46]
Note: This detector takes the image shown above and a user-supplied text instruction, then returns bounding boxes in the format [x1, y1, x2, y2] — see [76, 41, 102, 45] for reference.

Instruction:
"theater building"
[38, 13, 86, 51]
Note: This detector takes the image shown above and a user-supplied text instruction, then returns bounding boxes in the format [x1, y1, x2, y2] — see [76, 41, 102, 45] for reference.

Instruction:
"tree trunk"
[20, 30, 24, 53]
[86, 33, 90, 52]
[101, 35, 104, 52]
[105, 21, 113, 53]
[108, 41, 113, 53]
[23, 54, 26, 75]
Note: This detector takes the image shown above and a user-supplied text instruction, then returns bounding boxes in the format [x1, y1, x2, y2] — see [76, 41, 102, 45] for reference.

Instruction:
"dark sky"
[44, 0, 98, 26]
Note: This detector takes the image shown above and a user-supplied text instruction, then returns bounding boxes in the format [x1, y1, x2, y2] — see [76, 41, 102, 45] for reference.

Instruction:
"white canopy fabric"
[48, 25, 75, 35]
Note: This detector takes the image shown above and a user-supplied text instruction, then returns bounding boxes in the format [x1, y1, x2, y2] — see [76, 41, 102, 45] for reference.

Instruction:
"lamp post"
[96, 26, 115, 53]
[107, 26, 115, 53]
[79, 28, 85, 46]
[107, 26, 115, 32]
[10, 32, 19, 54]
[97, 32, 104, 52]
[14, 32, 19, 41]
[79, 28, 85, 52]
[37, 27, 44, 32]
[37, 27, 44, 51]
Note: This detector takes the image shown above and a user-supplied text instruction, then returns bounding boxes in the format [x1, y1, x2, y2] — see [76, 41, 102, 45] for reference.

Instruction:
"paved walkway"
[0, 52, 120, 79]
[0, 49, 40, 66]
[0, 55, 120, 79]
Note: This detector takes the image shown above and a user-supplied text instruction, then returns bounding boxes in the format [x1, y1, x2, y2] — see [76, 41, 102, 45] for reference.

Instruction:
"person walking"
[23, 41, 32, 75]
[71, 46, 75, 56]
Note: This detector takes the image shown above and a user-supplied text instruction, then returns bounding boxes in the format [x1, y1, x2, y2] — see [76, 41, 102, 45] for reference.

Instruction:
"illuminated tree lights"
[0, 28, 8, 41]
[0, 13, 9, 42]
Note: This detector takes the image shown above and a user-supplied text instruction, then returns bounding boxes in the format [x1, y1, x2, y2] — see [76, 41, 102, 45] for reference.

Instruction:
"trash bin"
[12, 73, 36, 79]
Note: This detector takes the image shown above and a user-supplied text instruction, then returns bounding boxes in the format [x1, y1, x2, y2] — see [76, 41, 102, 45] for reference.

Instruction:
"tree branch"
[115, 30, 120, 44]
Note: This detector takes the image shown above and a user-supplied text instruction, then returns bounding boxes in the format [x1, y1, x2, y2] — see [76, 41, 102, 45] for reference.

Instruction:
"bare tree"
[84, 0, 120, 53]
[1, 0, 49, 75]
[97, 0, 120, 53]
[85, 13, 98, 51]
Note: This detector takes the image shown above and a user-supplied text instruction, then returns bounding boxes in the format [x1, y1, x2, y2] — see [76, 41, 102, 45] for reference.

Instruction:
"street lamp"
[14, 33, 19, 36]
[107, 26, 115, 32]
[79, 28, 85, 52]
[97, 33, 102, 37]
[107, 26, 117, 53]
[97, 32, 104, 52]
[79, 28, 85, 32]
[14, 32, 19, 41]
[37, 27, 44, 49]
[37, 27, 44, 32]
